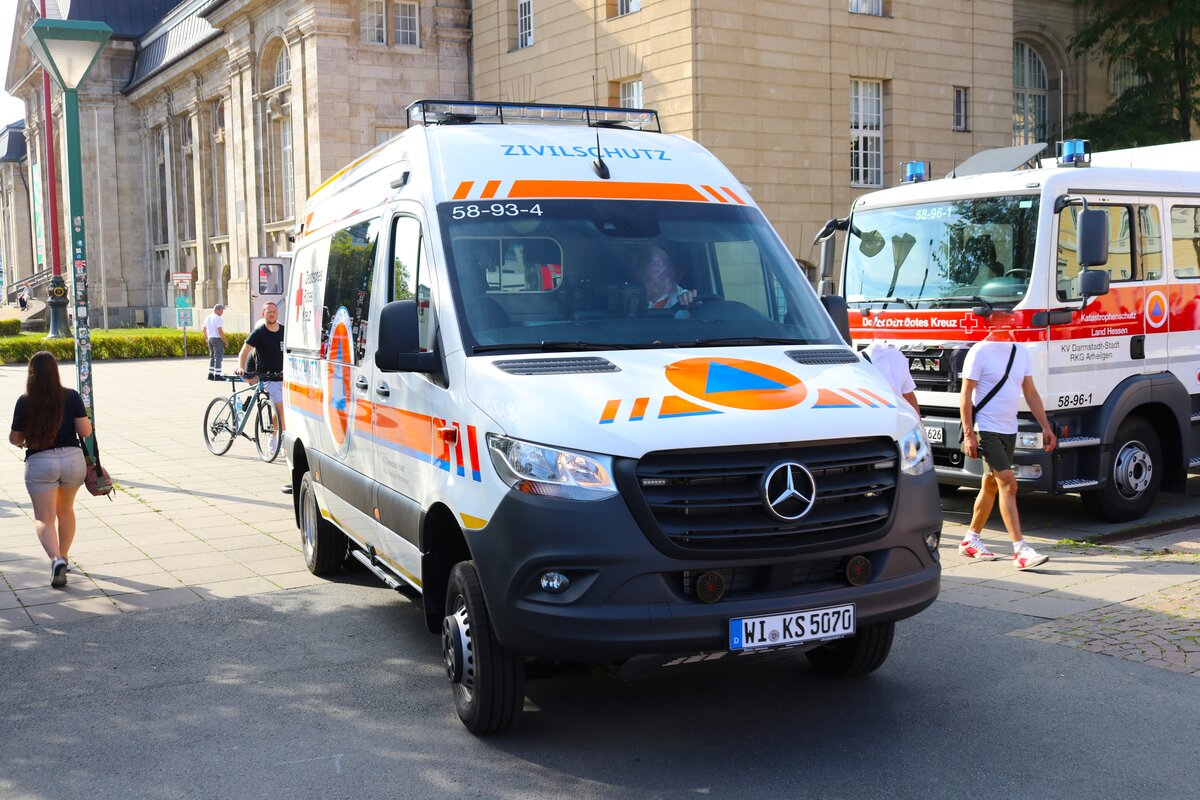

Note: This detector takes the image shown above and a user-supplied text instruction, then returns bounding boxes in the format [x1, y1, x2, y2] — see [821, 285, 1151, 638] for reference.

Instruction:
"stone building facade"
[473, 0, 1147, 276]
[4, 0, 469, 330]
[0, 1, 1165, 324]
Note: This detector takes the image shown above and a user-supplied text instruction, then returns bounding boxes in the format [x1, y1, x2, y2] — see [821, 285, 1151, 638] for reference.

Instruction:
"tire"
[203, 396, 237, 455]
[804, 621, 895, 677]
[299, 471, 345, 575]
[1081, 418, 1161, 522]
[443, 561, 525, 735]
[254, 397, 282, 463]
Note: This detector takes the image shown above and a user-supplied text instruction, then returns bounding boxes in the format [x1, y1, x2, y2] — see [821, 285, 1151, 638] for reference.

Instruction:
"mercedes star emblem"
[762, 461, 817, 521]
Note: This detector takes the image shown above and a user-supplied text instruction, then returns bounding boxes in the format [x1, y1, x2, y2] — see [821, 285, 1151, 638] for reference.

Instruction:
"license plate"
[729, 604, 856, 651]
[925, 425, 944, 444]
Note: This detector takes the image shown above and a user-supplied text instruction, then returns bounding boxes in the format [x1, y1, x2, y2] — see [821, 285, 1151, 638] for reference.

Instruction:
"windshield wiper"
[930, 295, 995, 315]
[685, 336, 809, 347]
[847, 296, 916, 309]
[473, 341, 647, 354]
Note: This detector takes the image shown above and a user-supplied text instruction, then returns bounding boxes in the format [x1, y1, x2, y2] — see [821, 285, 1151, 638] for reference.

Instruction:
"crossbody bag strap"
[971, 344, 1017, 420]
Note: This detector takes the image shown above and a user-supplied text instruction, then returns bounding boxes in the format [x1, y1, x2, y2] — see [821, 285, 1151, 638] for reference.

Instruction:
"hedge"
[0, 319, 20, 336]
[0, 331, 248, 364]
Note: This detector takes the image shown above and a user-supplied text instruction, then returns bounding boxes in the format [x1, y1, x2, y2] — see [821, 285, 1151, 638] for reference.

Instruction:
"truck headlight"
[899, 424, 933, 476]
[1016, 432, 1043, 449]
[487, 434, 618, 501]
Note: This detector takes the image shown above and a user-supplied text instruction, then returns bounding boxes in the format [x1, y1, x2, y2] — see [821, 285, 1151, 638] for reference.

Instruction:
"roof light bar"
[405, 99, 661, 132]
[901, 160, 929, 183]
[1056, 139, 1092, 167]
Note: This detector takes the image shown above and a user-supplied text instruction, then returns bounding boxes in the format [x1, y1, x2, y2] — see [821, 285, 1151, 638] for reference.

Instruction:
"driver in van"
[633, 246, 697, 310]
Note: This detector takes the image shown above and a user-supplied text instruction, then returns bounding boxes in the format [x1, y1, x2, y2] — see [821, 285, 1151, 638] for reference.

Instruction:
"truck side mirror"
[376, 299, 438, 373]
[821, 294, 852, 345]
[1077, 208, 1109, 268]
[1078, 268, 1110, 308]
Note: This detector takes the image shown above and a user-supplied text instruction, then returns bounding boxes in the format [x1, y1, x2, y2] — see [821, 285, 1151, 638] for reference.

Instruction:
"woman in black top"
[9, 351, 92, 588]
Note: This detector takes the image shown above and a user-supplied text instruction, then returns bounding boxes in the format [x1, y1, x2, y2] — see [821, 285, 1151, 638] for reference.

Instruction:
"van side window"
[321, 218, 379, 365]
[1171, 206, 1200, 279]
[1140, 205, 1162, 281]
[391, 215, 436, 352]
[1057, 205, 1133, 301]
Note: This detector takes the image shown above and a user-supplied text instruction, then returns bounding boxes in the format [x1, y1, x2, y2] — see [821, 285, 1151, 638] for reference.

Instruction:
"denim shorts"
[25, 446, 87, 494]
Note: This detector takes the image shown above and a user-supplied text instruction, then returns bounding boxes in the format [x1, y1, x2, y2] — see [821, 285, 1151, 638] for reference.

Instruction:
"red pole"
[40, 0, 61, 278]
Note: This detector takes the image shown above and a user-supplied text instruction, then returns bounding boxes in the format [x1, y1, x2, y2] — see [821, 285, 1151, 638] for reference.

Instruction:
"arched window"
[1012, 41, 1048, 145]
[262, 43, 294, 222]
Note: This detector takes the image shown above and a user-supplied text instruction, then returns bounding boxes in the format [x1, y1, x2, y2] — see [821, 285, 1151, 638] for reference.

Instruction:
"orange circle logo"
[325, 311, 354, 447]
[665, 357, 807, 410]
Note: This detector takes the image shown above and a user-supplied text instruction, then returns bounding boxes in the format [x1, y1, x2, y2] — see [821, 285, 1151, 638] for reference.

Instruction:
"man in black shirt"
[237, 303, 286, 486]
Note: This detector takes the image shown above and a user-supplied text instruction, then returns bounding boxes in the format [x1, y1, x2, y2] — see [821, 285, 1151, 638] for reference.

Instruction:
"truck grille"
[628, 438, 898, 556]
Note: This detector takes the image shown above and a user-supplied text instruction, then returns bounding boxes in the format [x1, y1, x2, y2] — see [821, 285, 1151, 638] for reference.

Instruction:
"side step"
[1058, 478, 1099, 491]
[349, 548, 404, 590]
[1189, 456, 1200, 469]
[1056, 436, 1101, 449]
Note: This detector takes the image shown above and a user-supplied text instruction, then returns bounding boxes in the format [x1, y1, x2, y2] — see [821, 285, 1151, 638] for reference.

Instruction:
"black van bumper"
[467, 471, 942, 663]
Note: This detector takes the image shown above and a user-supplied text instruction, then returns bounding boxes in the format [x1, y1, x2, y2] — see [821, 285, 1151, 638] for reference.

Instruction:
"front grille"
[680, 558, 845, 600]
[630, 438, 898, 555]
[904, 346, 968, 394]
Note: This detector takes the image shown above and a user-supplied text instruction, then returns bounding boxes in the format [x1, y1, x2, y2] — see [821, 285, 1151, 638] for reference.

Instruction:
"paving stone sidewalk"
[0, 357, 319, 630]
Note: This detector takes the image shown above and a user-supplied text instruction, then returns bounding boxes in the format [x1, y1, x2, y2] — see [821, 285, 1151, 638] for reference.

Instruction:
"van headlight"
[486, 434, 618, 501]
[899, 424, 933, 476]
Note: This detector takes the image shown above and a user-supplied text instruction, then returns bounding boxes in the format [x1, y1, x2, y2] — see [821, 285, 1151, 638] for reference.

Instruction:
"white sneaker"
[958, 536, 999, 560]
[1014, 544, 1049, 571]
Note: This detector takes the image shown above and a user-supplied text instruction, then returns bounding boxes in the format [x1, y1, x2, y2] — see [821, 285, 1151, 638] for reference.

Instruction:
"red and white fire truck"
[827, 140, 1200, 521]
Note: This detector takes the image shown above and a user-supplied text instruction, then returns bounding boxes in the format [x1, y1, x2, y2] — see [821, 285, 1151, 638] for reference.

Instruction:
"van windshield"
[842, 195, 1040, 309]
[437, 199, 842, 353]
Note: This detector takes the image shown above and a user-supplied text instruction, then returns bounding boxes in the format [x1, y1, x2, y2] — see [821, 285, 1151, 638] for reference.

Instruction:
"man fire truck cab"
[825, 140, 1200, 522]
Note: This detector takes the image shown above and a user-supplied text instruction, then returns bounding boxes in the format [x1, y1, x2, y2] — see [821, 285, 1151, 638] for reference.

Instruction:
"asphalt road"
[2, 569, 1196, 800]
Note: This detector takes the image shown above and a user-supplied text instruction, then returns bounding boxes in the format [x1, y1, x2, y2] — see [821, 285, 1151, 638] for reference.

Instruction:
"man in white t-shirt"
[863, 340, 919, 414]
[958, 331, 1057, 570]
[202, 304, 228, 381]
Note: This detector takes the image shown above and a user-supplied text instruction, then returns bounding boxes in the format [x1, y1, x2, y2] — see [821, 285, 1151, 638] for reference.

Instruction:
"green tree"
[1068, 0, 1200, 148]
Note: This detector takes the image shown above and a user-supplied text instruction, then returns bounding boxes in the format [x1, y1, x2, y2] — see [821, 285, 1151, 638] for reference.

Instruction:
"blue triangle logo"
[1151, 298, 1164, 317]
[704, 361, 789, 394]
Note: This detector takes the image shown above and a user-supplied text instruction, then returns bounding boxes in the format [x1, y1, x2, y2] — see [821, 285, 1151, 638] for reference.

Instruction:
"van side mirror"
[1077, 208, 1109, 268]
[376, 299, 438, 373]
[1078, 268, 1110, 308]
[820, 294, 852, 345]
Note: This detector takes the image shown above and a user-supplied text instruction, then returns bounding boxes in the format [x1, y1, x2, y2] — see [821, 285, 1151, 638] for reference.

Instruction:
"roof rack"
[405, 99, 661, 133]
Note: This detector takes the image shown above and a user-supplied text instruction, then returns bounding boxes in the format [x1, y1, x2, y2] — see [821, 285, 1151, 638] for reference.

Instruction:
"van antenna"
[591, 75, 611, 180]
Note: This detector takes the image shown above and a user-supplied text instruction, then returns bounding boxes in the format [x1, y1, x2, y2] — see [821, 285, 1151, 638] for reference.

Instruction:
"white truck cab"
[833, 140, 1200, 522]
[283, 100, 941, 734]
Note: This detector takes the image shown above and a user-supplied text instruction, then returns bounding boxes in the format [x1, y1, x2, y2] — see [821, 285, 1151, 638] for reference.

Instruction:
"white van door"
[1165, 201, 1200, 389]
[314, 216, 385, 548]
[370, 213, 440, 585]
[1138, 199, 1169, 373]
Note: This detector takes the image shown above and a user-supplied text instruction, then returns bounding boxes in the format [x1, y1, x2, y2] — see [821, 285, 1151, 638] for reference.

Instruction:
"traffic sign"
[171, 272, 193, 282]
[176, 308, 193, 327]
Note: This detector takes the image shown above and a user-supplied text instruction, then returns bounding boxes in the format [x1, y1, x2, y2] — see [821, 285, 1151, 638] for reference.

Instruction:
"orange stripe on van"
[599, 399, 621, 424]
[480, 180, 502, 199]
[453, 181, 474, 200]
[509, 180, 708, 202]
[721, 187, 746, 205]
[701, 185, 727, 203]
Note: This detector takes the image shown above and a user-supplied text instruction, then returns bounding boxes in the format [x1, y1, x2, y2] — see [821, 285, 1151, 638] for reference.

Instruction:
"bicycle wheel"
[203, 396, 237, 455]
[254, 396, 282, 463]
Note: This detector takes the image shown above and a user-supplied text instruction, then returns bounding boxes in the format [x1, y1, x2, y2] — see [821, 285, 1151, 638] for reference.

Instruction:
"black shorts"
[978, 431, 1016, 475]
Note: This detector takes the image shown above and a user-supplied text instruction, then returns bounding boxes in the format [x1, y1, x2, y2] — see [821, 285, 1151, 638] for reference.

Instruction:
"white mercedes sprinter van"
[283, 101, 940, 734]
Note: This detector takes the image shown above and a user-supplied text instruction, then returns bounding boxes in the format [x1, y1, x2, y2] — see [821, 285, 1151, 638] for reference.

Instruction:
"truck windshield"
[437, 199, 842, 353]
[842, 195, 1040, 309]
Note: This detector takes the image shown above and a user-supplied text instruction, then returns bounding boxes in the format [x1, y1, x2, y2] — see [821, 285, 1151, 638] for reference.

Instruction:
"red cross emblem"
[959, 312, 981, 334]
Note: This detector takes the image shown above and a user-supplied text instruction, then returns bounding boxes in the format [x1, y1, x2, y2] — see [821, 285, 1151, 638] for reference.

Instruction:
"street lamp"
[22, 19, 111, 422]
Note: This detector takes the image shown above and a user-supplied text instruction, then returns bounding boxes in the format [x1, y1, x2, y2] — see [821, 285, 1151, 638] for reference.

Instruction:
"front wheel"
[443, 561, 525, 735]
[254, 398, 282, 463]
[1081, 418, 1161, 522]
[805, 621, 895, 677]
[203, 397, 237, 455]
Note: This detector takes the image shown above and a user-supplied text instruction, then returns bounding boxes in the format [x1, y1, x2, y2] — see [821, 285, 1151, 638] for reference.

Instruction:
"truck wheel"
[804, 621, 895, 677]
[443, 561, 524, 735]
[299, 471, 345, 575]
[1082, 418, 1161, 522]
